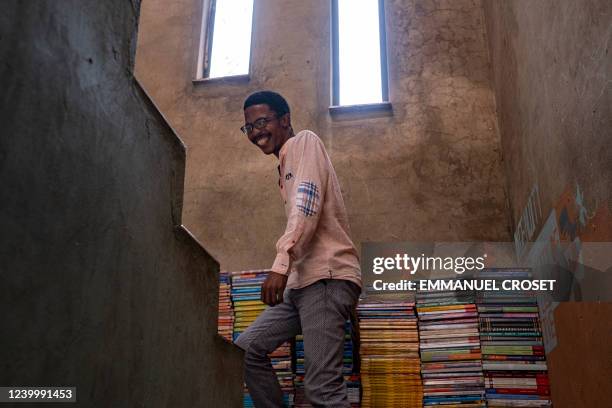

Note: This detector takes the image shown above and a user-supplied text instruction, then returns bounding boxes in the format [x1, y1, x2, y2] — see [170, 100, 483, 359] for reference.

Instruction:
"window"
[331, 0, 389, 107]
[197, 0, 255, 79]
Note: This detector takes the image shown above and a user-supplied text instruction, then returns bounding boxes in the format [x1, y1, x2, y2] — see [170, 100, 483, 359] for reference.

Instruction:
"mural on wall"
[514, 184, 543, 260]
[553, 184, 612, 302]
[522, 182, 612, 353]
[555, 184, 611, 242]
[526, 210, 561, 353]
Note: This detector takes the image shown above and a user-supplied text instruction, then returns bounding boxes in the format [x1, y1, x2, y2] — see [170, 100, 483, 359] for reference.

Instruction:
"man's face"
[243, 104, 290, 156]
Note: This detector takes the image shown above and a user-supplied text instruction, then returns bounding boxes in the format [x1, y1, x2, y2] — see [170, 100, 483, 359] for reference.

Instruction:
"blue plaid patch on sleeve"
[296, 181, 320, 217]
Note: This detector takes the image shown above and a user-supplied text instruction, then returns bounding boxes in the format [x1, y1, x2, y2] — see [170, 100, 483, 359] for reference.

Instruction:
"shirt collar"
[278, 134, 293, 161]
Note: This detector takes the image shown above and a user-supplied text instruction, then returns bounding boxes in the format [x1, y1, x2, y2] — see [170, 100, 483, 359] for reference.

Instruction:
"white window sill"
[192, 74, 250, 85]
[329, 102, 392, 116]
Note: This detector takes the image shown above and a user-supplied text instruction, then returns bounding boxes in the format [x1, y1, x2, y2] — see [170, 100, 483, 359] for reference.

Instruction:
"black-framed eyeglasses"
[240, 115, 277, 134]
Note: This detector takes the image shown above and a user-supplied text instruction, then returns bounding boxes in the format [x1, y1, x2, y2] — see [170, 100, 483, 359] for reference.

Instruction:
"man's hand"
[261, 272, 288, 306]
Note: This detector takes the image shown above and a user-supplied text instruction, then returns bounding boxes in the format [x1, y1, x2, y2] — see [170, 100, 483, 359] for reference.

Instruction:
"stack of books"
[230, 270, 267, 341]
[346, 373, 360, 408]
[358, 297, 423, 407]
[271, 341, 295, 407]
[217, 271, 233, 341]
[417, 287, 486, 407]
[476, 269, 552, 407]
[231, 270, 294, 407]
[293, 321, 359, 407]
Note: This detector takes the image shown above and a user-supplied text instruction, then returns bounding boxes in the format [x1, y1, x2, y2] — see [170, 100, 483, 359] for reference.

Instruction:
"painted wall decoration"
[521, 182, 612, 353]
[526, 210, 561, 353]
[514, 184, 543, 260]
[555, 184, 612, 242]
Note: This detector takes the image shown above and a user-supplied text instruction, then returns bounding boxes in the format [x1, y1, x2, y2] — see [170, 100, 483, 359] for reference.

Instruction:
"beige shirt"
[271, 130, 362, 290]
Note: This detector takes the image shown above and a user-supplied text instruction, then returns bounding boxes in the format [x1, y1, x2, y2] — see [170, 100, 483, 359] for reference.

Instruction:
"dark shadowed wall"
[135, 0, 511, 273]
[0, 1, 242, 406]
[483, 1, 612, 406]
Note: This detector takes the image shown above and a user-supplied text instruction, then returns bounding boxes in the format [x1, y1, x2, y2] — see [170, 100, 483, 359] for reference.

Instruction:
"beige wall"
[135, 0, 510, 272]
[483, 0, 611, 229]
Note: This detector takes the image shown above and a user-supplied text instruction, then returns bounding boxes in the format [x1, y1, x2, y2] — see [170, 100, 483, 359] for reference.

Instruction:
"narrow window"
[197, 0, 254, 79]
[331, 0, 389, 106]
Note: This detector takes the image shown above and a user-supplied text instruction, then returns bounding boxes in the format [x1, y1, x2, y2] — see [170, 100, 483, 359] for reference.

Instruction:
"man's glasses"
[241, 116, 277, 134]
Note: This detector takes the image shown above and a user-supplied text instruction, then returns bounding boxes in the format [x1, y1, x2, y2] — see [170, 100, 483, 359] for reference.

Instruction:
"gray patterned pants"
[234, 279, 361, 408]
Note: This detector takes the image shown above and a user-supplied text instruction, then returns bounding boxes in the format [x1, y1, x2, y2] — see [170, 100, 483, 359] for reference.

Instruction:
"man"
[235, 91, 362, 408]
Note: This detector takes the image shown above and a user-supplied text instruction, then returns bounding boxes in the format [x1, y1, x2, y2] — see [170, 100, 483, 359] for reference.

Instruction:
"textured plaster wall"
[483, 0, 611, 225]
[482, 1, 612, 406]
[0, 1, 242, 406]
[135, 0, 511, 272]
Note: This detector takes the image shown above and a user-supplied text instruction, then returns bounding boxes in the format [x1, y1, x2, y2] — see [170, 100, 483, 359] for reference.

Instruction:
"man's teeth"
[256, 136, 269, 146]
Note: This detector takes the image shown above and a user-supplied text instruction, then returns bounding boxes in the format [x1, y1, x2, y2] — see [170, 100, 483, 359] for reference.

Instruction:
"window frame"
[330, 0, 390, 108]
[195, 0, 255, 81]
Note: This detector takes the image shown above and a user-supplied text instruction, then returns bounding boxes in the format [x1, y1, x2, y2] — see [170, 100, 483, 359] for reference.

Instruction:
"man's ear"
[280, 113, 291, 128]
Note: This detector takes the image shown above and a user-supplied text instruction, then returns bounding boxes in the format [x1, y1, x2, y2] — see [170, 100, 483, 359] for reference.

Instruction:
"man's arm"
[262, 132, 329, 305]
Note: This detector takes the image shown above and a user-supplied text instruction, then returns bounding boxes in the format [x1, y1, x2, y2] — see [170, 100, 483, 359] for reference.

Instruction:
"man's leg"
[293, 279, 360, 408]
[234, 292, 301, 408]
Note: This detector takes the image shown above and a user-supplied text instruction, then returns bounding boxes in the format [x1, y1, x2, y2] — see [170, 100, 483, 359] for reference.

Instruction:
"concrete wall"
[135, 0, 511, 273]
[483, 0, 611, 228]
[0, 1, 242, 406]
[482, 1, 612, 406]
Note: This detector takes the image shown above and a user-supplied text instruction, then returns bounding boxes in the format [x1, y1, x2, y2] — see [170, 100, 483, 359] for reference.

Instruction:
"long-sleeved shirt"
[271, 130, 362, 290]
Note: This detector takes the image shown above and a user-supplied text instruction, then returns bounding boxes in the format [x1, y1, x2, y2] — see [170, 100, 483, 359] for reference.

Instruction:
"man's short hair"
[243, 91, 290, 117]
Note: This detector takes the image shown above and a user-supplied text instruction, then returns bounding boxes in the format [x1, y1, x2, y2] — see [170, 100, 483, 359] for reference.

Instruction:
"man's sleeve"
[271, 133, 329, 275]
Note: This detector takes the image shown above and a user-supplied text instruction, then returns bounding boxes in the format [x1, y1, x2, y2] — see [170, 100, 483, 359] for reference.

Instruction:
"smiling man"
[234, 90, 362, 407]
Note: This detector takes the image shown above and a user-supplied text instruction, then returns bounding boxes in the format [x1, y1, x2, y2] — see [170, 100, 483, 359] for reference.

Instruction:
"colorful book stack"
[293, 321, 359, 407]
[270, 341, 295, 407]
[231, 270, 294, 407]
[217, 271, 233, 341]
[358, 297, 422, 408]
[342, 320, 360, 407]
[231, 270, 267, 341]
[346, 375, 360, 407]
[416, 286, 486, 407]
[476, 269, 552, 407]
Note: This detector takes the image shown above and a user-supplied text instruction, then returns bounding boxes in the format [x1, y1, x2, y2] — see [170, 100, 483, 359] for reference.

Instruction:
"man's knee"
[235, 334, 269, 365]
[234, 332, 249, 351]
[243, 349, 265, 369]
